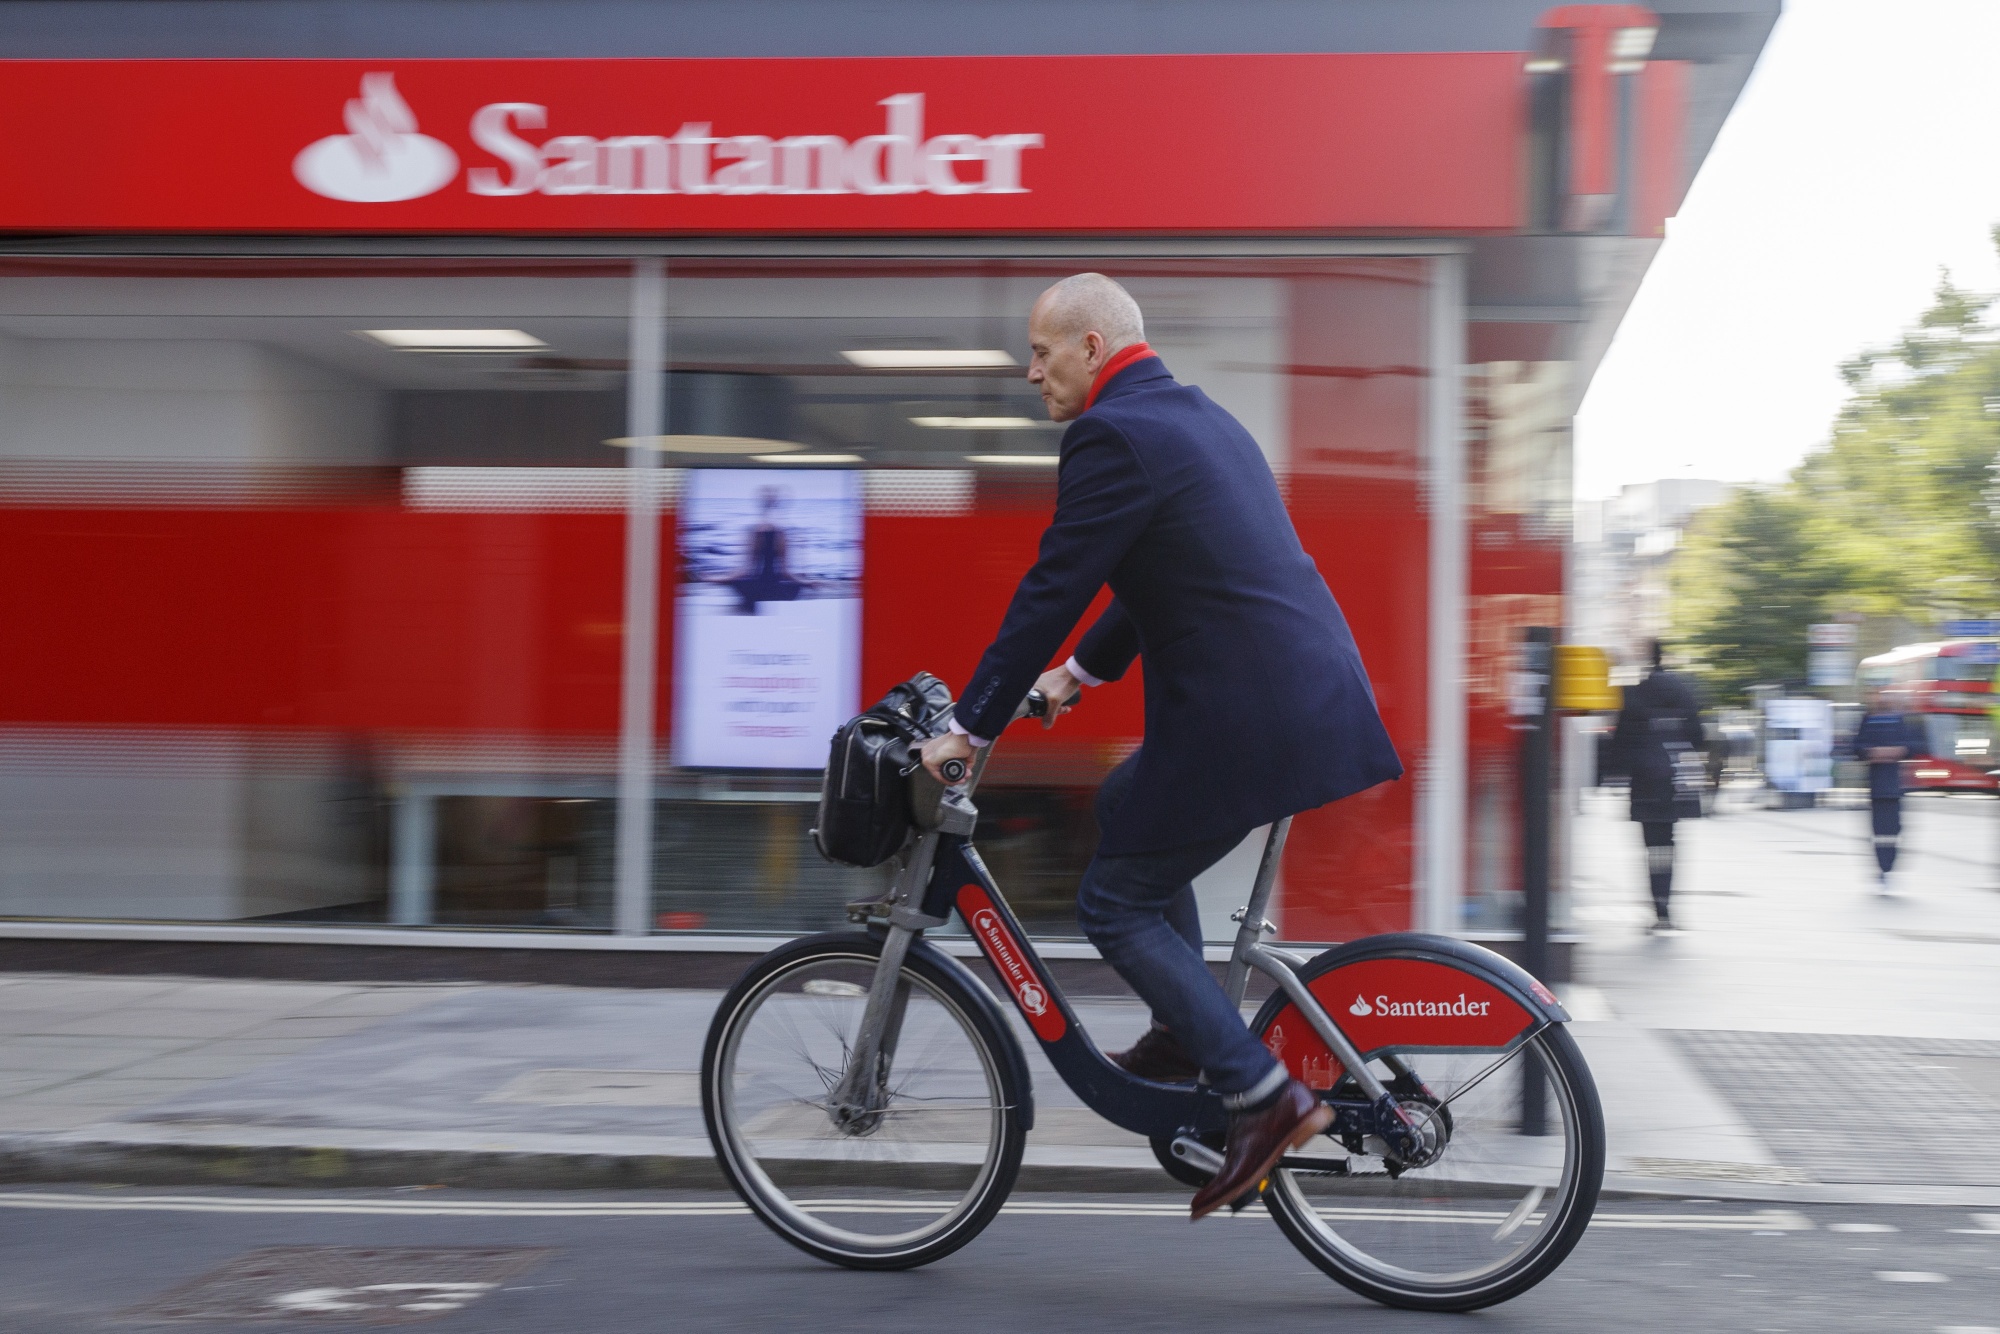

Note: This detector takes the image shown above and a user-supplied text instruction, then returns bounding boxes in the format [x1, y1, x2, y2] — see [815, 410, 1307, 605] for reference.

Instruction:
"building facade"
[0, 0, 1778, 954]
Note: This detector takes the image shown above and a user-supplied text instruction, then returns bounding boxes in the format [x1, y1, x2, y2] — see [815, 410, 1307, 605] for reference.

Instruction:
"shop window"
[0, 254, 1431, 942]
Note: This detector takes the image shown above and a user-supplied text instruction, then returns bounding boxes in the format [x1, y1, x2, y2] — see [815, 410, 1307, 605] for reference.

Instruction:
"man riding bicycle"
[919, 273, 1403, 1219]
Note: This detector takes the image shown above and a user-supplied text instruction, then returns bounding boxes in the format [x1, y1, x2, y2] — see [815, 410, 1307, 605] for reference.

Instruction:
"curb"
[5, 1133, 1999, 1206]
[0, 1135, 1189, 1196]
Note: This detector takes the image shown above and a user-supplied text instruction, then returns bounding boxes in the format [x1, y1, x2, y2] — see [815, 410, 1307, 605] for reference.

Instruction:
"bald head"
[1025, 274, 1147, 422]
[1034, 273, 1146, 350]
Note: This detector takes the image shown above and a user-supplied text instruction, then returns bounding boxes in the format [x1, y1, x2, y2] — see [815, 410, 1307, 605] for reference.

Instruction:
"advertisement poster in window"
[672, 469, 862, 769]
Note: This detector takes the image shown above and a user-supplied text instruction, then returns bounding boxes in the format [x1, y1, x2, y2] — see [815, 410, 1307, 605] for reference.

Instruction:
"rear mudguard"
[1249, 933, 1570, 1089]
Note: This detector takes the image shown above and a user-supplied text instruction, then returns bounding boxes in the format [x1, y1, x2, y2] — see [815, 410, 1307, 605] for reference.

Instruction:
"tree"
[1669, 263, 2000, 703]
[1672, 488, 1845, 700]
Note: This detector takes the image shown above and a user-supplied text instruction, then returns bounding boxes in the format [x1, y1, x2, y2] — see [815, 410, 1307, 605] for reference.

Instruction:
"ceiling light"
[911, 415, 1044, 430]
[967, 454, 1059, 466]
[1611, 25, 1657, 60]
[752, 453, 862, 464]
[842, 349, 1017, 369]
[605, 436, 804, 454]
[360, 329, 547, 352]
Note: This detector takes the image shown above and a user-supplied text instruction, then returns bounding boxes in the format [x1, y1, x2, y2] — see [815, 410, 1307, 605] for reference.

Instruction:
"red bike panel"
[1258, 957, 1535, 1089]
[958, 882, 1067, 1043]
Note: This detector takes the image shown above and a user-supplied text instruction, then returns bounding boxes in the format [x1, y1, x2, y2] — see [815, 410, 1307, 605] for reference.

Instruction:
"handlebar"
[930, 687, 1068, 787]
[924, 684, 1080, 788]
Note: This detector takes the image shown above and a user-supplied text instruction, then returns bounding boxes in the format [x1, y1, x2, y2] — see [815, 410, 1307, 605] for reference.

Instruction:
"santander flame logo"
[294, 74, 459, 203]
[1349, 995, 1373, 1017]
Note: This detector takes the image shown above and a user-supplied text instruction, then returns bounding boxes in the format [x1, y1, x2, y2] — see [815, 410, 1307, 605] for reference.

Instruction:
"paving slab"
[1575, 791, 2000, 1041]
[0, 980, 187, 1012]
[29, 1010, 279, 1041]
[1569, 1021, 1782, 1177]
[0, 1036, 195, 1070]
[129, 983, 363, 1012]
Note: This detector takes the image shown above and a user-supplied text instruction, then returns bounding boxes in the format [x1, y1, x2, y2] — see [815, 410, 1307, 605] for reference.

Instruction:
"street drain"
[124, 1246, 551, 1323]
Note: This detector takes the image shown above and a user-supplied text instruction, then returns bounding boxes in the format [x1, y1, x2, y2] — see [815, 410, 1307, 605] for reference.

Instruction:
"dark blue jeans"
[1075, 752, 1284, 1104]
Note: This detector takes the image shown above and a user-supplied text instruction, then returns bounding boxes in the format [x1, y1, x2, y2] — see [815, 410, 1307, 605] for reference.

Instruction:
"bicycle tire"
[701, 931, 1028, 1271]
[1262, 1018, 1604, 1311]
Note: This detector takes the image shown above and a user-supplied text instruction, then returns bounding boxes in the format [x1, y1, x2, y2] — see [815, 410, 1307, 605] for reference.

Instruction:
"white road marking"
[0, 1191, 1813, 1230]
[1828, 1223, 1899, 1233]
[1877, 1271, 1949, 1283]
[269, 1283, 495, 1316]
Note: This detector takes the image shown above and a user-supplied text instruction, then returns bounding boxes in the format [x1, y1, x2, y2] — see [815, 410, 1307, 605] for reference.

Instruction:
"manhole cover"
[125, 1247, 551, 1324]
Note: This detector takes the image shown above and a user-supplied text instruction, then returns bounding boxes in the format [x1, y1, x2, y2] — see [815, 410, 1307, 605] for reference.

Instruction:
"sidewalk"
[1, 791, 1996, 1204]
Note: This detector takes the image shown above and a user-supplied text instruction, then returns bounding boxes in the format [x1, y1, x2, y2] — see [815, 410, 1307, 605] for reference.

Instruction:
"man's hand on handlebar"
[919, 730, 974, 784]
[1033, 665, 1082, 730]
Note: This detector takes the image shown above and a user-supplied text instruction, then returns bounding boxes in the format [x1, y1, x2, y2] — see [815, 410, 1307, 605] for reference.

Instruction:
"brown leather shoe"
[1107, 1026, 1202, 1082]
[1188, 1079, 1332, 1221]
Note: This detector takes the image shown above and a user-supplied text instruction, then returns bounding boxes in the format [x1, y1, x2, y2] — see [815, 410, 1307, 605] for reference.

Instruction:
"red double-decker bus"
[1857, 640, 2000, 792]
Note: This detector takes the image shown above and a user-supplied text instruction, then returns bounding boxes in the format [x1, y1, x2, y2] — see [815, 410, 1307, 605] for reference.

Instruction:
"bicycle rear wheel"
[701, 931, 1026, 1270]
[1262, 1022, 1603, 1311]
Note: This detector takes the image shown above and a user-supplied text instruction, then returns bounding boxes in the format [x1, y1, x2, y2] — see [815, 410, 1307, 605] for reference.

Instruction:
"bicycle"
[701, 687, 1605, 1311]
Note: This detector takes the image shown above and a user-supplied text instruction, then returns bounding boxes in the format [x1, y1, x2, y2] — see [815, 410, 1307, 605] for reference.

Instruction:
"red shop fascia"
[0, 40, 1686, 940]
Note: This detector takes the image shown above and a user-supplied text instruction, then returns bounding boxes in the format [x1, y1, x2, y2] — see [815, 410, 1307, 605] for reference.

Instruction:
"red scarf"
[1082, 341, 1157, 411]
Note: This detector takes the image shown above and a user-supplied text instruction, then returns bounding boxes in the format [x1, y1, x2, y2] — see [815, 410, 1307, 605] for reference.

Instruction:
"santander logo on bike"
[961, 890, 1065, 1041]
[1350, 992, 1492, 1019]
[293, 74, 1044, 203]
[973, 909, 1047, 1015]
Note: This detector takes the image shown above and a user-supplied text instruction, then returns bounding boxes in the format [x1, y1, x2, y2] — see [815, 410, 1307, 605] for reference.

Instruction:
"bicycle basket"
[811, 672, 954, 869]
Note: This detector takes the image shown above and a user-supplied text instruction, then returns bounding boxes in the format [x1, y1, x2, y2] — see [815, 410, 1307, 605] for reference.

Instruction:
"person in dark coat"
[1610, 640, 1706, 932]
[1852, 690, 1922, 893]
[919, 273, 1402, 1221]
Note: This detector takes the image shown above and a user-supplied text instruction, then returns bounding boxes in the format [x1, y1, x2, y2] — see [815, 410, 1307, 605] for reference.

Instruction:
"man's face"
[1026, 297, 1106, 423]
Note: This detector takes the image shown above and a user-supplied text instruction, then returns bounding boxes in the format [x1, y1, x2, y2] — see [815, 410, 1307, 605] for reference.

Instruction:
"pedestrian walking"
[1609, 640, 1706, 933]
[1852, 689, 1921, 894]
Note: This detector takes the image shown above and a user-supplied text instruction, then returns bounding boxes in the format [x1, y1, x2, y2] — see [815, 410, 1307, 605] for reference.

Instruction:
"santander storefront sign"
[293, 73, 1042, 204]
[0, 56, 1524, 233]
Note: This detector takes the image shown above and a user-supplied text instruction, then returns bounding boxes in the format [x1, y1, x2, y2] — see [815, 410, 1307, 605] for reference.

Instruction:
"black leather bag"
[811, 672, 954, 869]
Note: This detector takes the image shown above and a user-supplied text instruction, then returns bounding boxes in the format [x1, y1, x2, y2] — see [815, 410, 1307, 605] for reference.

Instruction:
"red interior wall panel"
[1278, 263, 1430, 941]
[0, 503, 626, 736]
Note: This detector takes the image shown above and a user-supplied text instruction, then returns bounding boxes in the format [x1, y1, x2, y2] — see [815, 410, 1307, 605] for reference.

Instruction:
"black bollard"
[1519, 627, 1555, 1137]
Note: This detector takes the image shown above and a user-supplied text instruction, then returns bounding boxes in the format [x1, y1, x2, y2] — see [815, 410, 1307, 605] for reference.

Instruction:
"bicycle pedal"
[1226, 1178, 1268, 1214]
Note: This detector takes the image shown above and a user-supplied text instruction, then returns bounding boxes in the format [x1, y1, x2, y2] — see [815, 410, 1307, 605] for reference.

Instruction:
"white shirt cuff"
[1065, 655, 1104, 688]
[947, 716, 991, 748]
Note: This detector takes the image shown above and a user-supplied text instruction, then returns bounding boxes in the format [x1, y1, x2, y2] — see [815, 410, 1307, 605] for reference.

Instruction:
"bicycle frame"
[832, 717, 1400, 1145]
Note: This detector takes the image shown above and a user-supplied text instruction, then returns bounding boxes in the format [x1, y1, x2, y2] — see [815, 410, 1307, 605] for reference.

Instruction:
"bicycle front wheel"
[1262, 1022, 1603, 1311]
[700, 931, 1026, 1270]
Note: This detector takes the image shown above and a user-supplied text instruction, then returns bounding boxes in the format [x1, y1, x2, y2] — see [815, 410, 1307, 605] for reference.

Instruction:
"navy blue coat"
[1852, 713, 1923, 801]
[954, 356, 1403, 855]
[1609, 669, 1706, 824]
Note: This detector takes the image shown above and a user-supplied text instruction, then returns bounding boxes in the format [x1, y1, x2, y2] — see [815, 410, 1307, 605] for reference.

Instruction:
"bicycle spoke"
[1266, 1028, 1597, 1305]
[709, 948, 1017, 1259]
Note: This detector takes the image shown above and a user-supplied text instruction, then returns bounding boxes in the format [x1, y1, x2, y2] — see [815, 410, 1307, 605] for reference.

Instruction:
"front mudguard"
[902, 932, 1039, 1133]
